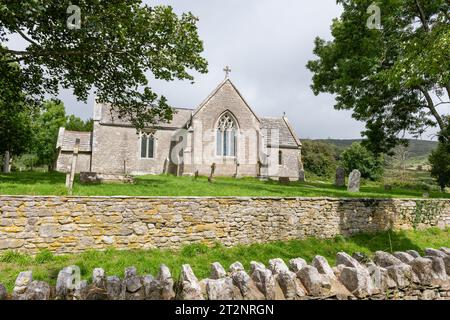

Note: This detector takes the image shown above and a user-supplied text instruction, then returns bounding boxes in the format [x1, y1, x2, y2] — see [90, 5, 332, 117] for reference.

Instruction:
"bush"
[429, 141, 450, 192]
[302, 140, 337, 177]
[341, 142, 384, 180]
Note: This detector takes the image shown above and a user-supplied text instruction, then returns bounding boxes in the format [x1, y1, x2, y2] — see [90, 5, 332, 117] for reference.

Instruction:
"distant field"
[0, 171, 448, 198]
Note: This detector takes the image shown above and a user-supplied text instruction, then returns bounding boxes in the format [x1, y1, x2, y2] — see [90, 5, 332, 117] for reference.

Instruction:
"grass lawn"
[0, 171, 449, 198]
[0, 228, 448, 291]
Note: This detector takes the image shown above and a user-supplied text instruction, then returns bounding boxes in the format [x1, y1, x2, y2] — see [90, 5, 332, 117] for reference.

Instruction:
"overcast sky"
[49, 0, 372, 139]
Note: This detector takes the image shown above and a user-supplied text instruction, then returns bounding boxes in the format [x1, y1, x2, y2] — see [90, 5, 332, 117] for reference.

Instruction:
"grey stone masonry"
[2, 248, 449, 300]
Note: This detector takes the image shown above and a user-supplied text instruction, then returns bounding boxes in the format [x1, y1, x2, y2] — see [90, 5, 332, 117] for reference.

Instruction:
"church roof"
[56, 128, 92, 152]
[260, 117, 301, 148]
[99, 105, 192, 129]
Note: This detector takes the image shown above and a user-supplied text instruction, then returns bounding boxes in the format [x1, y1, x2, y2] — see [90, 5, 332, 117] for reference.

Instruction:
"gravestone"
[335, 167, 345, 187]
[298, 169, 306, 182]
[347, 169, 361, 192]
[163, 158, 169, 174]
[208, 163, 216, 183]
[234, 161, 240, 179]
[279, 177, 290, 185]
[194, 170, 199, 180]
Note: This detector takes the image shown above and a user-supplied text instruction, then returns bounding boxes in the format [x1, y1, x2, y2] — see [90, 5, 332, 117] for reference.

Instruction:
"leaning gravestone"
[347, 169, 361, 192]
[298, 169, 306, 182]
[208, 163, 216, 183]
[335, 167, 345, 187]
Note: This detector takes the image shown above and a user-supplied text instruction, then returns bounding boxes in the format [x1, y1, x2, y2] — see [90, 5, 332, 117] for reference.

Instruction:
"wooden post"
[68, 138, 80, 195]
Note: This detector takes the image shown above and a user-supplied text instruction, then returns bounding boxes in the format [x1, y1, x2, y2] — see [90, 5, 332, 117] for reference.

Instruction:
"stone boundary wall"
[0, 196, 449, 254]
[1, 248, 449, 300]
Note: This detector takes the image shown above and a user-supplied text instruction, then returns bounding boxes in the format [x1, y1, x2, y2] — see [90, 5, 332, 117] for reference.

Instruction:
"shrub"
[302, 140, 337, 177]
[429, 141, 450, 192]
[341, 142, 384, 180]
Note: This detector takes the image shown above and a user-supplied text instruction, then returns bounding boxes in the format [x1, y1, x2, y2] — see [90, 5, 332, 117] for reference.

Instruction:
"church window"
[216, 113, 237, 157]
[140, 133, 155, 158]
[278, 150, 283, 165]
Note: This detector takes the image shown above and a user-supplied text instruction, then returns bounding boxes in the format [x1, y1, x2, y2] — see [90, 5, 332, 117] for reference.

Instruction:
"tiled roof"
[100, 104, 192, 129]
[57, 129, 92, 152]
[260, 117, 301, 148]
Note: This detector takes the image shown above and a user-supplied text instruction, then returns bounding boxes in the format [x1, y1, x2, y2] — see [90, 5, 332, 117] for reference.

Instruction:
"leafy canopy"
[341, 142, 384, 180]
[307, 0, 450, 154]
[0, 1, 208, 129]
[302, 140, 338, 177]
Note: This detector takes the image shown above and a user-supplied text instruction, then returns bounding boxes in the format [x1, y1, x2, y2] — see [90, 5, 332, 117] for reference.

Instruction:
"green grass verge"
[0, 228, 448, 292]
[1, 171, 449, 198]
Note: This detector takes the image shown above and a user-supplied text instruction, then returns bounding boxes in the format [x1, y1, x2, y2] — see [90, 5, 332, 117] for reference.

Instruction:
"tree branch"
[419, 87, 445, 132]
[415, 0, 430, 32]
[15, 28, 40, 47]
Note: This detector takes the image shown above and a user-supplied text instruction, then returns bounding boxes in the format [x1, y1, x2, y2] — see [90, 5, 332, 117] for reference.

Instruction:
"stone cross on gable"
[223, 66, 231, 78]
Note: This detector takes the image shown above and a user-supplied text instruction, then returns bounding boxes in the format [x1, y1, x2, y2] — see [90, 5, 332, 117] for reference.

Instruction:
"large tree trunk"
[2, 151, 11, 173]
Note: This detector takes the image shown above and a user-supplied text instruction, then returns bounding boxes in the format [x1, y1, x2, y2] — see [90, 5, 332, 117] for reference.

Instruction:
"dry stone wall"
[1, 248, 449, 300]
[0, 196, 449, 254]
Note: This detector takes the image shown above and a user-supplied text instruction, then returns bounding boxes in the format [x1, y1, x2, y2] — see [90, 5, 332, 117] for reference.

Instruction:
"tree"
[429, 119, 450, 191]
[65, 115, 93, 132]
[307, 0, 450, 154]
[0, 56, 34, 173]
[429, 143, 450, 192]
[0, 1, 208, 129]
[302, 140, 338, 177]
[32, 100, 67, 171]
[341, 142, 384, 180]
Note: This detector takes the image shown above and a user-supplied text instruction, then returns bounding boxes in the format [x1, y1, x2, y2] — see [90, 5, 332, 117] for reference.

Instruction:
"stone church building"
[56, 75, 303, 180]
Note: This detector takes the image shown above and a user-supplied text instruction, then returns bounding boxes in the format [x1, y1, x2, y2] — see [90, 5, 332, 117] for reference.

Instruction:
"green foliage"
[0, 59, 34, 162]
[34, 250, 56, 264]
[429, 141, 450, 192]
[341, 142, 384, 180]
[0, 1, 208, 129]
[302, 140, 338, 177]
[400, 201, 445, 230]
[65, 116, 93, 132]
[0, 228, 448, 291]
[31, 100, 67, 169]
[307, 0, 450, 153]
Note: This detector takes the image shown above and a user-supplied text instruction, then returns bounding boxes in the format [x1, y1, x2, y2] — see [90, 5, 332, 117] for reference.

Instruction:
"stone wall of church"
[0, 196, 449, 254]
[191, 81, 261, 177]
[56, 152, 92, 173]
[266, 147, 300, 180]
[91, 123, 176, 175]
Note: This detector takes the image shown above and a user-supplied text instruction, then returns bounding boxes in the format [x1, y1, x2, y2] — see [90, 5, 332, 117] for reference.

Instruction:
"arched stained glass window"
[140, 132, 155, 158]
[216, 113, 237, 156]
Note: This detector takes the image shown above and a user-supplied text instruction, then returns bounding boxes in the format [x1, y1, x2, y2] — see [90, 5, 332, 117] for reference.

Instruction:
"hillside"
[313, 139, 437, 159]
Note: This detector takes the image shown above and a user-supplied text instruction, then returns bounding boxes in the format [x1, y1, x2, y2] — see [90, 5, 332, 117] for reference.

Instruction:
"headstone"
[347, 169, 361, 192]
[279, 177, 290, 185]
[194, 170, 199, 180]
[298, 169, 306, 182]
[257, 160, 262, 177]
[176, 155, 182, 177]
[233, 161, 240, 179]
[163, 158, 169, 174]
[335, 167, 345, 187]
[208, 163, 216, 183]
